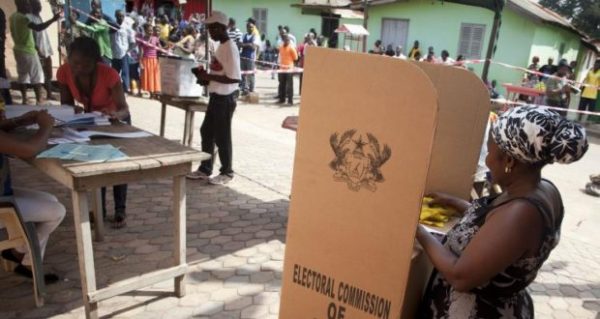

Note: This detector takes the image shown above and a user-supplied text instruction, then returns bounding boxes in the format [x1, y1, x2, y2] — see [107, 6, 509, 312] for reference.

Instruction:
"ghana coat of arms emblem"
[329, 130, 392, 192]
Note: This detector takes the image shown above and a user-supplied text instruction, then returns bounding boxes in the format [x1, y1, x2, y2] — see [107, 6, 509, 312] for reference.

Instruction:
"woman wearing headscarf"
[418, 106, 588, 318]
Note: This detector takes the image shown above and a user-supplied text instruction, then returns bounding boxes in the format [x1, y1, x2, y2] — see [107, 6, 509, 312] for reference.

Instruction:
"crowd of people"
[369, 40, 465, 66]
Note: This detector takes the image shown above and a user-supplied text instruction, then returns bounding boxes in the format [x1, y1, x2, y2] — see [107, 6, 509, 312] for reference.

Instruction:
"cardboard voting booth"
[159, 56, 203, 97]
[279, 48, 489, 319]
[401, 62, 490, 318]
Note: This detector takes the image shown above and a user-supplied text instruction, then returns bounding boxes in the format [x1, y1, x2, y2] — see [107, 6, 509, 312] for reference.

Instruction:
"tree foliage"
[539, 0, 600, 38]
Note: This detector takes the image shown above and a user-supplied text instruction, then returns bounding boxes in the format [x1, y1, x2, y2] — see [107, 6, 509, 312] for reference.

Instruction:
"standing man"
[72, 8, 112, 65]
[240, 22, 260, 95]
[578, 59, 600, 122]
[0, 8, 12, 104]
[28, 0, 54, 100]
[277, 34, 297, 105]
[111, 10, 135, 94]
[187, 11, 241, 185]
[10, 0, 60, 105]
[408, 40, 421, 60]
[539, 57, 557, 81]
[226, 18, 242, 47]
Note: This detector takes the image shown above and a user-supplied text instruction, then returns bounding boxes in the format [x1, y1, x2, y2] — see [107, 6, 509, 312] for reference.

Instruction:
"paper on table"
[53, 112, 110, 127]
[4, 105, 110, 126]
[37, 144, 128, 162]
[75, 130, 153, 139]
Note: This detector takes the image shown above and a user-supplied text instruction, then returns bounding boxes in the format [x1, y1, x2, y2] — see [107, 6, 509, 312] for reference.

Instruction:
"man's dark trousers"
[199, 93, 237, 176]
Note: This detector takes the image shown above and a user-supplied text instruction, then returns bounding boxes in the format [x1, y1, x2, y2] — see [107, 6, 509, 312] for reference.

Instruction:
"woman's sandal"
[110, 212, 127, 229]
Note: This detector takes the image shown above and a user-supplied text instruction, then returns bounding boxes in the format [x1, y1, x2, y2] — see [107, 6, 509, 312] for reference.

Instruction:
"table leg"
[173, 175, 186, 297]
[90, 189, 104, 242]
[182, 111, 190, 146]
[187, 112, 195, 146]
[71, 190, 98, 319]
[160, 102, 167, 137]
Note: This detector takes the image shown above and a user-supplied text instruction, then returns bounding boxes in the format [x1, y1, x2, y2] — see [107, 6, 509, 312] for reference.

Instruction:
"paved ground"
[0, 73, 599, 319]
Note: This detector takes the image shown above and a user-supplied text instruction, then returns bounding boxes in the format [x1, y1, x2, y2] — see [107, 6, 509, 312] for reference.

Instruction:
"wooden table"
[30, 125, 210, 319]
[502, 83, 545, 104]
[155, 94, 209, 146]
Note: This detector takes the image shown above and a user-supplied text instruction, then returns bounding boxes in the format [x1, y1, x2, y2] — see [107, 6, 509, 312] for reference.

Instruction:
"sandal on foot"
[14, 264, 60, 285]
[584, 182, 600, 197]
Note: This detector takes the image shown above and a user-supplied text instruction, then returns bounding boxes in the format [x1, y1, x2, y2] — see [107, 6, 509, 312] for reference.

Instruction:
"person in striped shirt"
[227, 18, 242, 48]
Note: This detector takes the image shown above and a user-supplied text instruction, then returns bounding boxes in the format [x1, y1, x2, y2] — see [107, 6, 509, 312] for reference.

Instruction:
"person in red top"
[57, 36, 131, 228]
[277, 33, 298, 105]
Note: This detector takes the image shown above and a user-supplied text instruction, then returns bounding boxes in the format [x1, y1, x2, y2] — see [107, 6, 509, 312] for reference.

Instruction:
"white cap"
[204, 11, 228, 26]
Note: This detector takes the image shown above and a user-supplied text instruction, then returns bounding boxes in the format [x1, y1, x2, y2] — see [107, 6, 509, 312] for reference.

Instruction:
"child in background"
[139, 23, 161, 97]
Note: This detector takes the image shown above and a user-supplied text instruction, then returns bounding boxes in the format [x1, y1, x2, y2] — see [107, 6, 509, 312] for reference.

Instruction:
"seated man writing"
[0, 108, 65, 284]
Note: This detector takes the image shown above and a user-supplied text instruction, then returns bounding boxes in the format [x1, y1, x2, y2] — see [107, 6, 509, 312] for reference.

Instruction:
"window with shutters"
[457, 23, 486, 59]
[252, 8, 268, 37]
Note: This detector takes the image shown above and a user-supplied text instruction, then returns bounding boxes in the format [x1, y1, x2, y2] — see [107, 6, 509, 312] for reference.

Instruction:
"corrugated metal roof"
[335, 24, 370, 35]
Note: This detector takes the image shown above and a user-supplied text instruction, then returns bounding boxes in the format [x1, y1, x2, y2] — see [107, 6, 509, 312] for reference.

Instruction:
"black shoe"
[14, 264, 60, 285]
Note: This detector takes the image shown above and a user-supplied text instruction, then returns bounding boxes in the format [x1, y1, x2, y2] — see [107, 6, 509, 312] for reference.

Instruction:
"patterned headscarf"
[491, 106, 588, 165]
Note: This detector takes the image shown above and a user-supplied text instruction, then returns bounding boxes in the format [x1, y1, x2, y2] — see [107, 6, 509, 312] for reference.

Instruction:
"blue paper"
[37, 144, 128, 162]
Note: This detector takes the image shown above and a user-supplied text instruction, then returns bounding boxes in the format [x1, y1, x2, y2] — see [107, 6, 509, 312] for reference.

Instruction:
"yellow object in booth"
[419, 197, 457, 227]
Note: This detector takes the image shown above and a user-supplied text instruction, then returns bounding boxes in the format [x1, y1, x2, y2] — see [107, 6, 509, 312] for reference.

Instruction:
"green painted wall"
[365, 0, 582, 95]
[529, 24, 582, 64]
[212, 0, 321, 44]
[365, 0, 493, 58]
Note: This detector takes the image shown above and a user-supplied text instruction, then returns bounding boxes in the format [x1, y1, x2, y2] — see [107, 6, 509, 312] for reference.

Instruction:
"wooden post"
[188, 111, 195, 146]
[90, 189, 104, 242]
[182, 111, 189, 145]
[160, 101, 167, 137]
[362, 0, 369, 53]
[172, 175, 186, 297]
[482, 9, 502, 83]
[71, 190, 98, 319]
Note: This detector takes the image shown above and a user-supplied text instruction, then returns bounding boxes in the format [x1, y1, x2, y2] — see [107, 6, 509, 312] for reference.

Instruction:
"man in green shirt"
[72, 8, 113, 65]
[9, 0, 60, 104]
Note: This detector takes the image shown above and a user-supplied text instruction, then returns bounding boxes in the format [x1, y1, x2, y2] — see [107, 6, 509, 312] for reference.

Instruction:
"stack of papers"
[54, 112, 110, 127]
[37, 144, 128, 162]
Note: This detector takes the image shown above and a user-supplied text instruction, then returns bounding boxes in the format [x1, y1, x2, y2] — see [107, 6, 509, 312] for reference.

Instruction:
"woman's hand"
[35, 110, 55, 129]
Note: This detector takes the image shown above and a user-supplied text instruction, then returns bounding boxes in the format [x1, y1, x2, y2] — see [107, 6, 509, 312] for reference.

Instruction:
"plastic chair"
[0, 200, 46, 307]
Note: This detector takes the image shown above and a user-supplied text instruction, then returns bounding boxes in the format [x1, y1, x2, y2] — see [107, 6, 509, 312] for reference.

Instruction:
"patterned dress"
[420, 182, 564, 318]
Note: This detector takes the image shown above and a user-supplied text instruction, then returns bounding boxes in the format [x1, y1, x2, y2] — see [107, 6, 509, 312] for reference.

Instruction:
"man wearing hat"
[187, 11, 241, 185]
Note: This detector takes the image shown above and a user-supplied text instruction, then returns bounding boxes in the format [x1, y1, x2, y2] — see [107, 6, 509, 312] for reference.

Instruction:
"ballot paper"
[37, 144, 127, 162]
